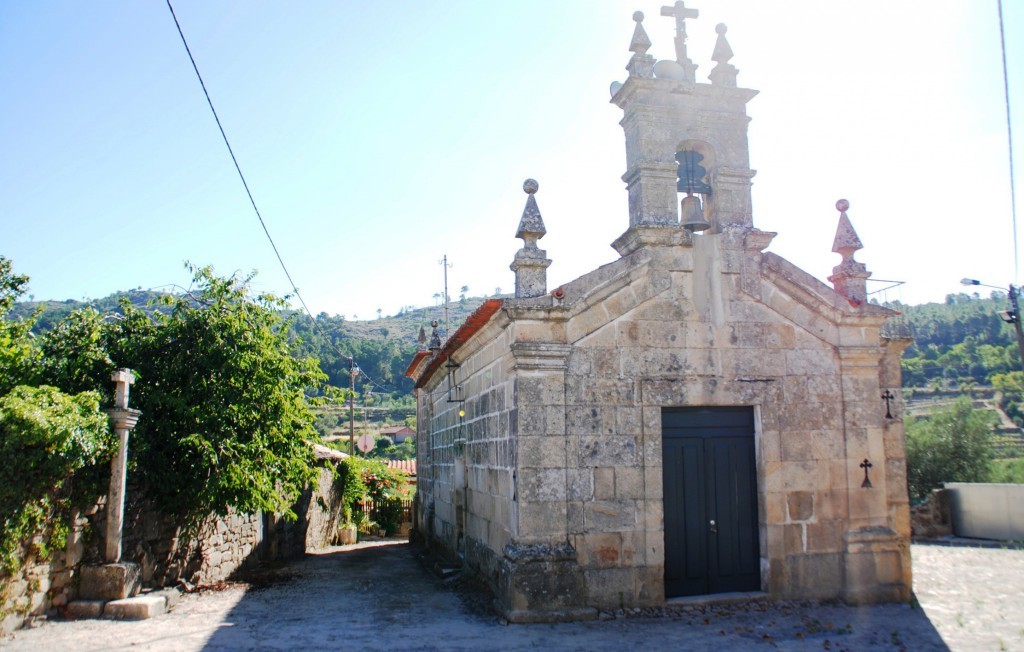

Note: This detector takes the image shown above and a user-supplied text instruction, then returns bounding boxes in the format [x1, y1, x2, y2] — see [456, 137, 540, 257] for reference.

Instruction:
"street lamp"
[961, 278, 1024, 374]
[348, 358, 360, 456]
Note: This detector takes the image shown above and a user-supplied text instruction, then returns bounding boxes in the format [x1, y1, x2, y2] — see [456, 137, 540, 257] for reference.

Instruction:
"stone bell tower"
[609, 5, 759, 255]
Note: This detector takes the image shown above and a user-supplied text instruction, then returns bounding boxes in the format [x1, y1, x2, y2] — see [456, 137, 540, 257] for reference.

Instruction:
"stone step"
[103, 595, 166, 620]
[64, 593, 170, 621]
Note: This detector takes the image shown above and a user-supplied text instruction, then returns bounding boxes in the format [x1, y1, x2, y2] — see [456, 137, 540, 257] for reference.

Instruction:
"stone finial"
[626, 12, 656, 78]
[629, 11, 652, 53]
[831, 199, 864, 254]
[428, 320, 442, 352]
[708, 24, 738, 87]
[417, 325, 427, 350]
[660, 1, 699, 82]
[515, 178, 546, 247]
[510, 179, 552, 299]
[828, 199, 871, 305]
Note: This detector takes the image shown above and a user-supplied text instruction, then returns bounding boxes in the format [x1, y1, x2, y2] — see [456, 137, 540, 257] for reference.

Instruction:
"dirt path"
[2, 541, 1021, 651]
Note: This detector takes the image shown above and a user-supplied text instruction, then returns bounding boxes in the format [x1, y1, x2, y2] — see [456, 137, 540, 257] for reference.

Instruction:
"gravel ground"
[1, 540, 1021, 651]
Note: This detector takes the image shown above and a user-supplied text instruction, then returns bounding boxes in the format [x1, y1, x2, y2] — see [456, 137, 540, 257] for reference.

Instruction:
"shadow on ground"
[200, 541, 949, 651]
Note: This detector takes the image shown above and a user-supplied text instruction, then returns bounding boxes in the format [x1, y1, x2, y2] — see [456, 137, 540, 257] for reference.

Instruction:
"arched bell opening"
[675, 140, 715, 232]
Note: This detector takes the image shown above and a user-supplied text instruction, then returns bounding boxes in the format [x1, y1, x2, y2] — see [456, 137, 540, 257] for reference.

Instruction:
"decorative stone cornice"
[105, 408, 142, 431]
[743, 228, 777, 251]
[612, 224, 691, 256]
[510, 342, 572, 371]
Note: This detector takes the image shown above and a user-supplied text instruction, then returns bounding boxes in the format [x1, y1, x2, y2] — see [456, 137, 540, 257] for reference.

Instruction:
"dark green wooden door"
[663, 407, 760, 598]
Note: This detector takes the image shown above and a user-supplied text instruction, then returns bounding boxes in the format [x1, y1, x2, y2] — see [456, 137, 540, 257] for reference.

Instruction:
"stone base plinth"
[843, 526, 910, 604]
[79, 562, 141, 601]
[496, 542, 597, 623]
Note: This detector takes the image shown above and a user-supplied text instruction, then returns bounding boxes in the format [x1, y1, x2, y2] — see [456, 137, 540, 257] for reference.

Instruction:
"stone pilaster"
[709, 166, 756, 230]
[498, 342, 591, 622]
[623, 162, 680, 228]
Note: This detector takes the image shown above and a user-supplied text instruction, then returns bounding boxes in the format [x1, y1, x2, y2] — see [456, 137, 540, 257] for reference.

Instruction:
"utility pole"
[348, 357, 359, 456]
[440, 255, 452, 340]
[962, 278, 1024, 374]
[1009, 285, 1024, 374]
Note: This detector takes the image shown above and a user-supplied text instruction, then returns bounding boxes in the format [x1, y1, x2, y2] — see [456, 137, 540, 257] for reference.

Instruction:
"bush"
[0, 385, 113, 571]
[21, 263, 327, 527]
[905, 398, 995, 501]
[989, 458, 1024, 484]
[337, 457, 409, 535]
[102, 266, 326, 523]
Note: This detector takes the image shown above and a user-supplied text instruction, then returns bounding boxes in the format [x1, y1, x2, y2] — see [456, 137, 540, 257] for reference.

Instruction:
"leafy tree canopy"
[905, 397, 995, 501]
[97, 265, 328, 522]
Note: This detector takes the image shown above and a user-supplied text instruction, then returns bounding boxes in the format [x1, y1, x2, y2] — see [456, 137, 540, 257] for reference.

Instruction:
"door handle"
[709, 519, 717, 534]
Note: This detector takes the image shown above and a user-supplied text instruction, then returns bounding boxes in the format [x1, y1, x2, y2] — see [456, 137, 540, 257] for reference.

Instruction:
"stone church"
[406, 4, 911, 623]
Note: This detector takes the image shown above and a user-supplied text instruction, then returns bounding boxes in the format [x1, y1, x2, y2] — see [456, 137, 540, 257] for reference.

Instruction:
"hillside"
[12, 289, 499, 402]
[14, 287, 1024, 421]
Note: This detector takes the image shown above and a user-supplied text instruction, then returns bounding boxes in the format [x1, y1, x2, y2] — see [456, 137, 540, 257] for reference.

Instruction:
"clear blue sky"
[2, 0, 1022, 322]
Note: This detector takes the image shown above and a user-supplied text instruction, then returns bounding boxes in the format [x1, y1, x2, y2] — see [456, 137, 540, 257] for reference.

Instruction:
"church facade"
[406, 5, 911, 623]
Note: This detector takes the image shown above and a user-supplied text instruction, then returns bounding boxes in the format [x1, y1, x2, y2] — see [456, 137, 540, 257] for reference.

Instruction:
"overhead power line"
[165, 1, 391, 395]
[997, 0, 1019, 279]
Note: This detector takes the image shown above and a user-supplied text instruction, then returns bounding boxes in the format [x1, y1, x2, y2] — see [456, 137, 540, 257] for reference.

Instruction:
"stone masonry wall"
[113, 491, 263, 587]
[0, 504, 98, 634]
[417, 320, 517, 589]
[415, 234, 910, 619]
[1, 466, 341, 633]
[303, 465, 346, 550]
[549, 242, 909, 608]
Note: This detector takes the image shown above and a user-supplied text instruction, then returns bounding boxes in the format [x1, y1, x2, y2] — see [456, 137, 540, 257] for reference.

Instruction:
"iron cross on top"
[661, 1, 699, 64]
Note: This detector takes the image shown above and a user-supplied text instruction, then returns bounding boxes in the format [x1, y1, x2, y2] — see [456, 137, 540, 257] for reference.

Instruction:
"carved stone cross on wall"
[860, 458, 873, 489]
[881, 390, 895, 419]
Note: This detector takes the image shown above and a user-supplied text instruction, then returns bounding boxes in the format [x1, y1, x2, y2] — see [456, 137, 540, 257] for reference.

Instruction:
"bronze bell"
[680, 194, 710, 232]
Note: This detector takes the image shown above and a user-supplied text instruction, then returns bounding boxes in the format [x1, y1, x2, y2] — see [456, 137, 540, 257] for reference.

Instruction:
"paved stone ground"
[2, 540, 1021, 651]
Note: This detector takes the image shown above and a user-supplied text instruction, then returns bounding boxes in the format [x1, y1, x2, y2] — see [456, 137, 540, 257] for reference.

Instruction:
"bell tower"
[610, 6, 759, 255]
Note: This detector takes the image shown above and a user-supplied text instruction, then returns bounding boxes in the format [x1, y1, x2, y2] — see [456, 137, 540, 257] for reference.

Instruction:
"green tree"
[905, 398, 996, 501]
[99, 265, 327, 523]
[992, 371, 1024, 426]
[0, 258, 114, 572]
[37, 307, 114, 399]
[0, 256, 37, 394]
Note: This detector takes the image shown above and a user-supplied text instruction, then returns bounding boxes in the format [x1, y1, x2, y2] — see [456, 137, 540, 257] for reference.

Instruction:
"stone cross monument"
[660, 1, 699, 81]
[104, 369, 141, 563]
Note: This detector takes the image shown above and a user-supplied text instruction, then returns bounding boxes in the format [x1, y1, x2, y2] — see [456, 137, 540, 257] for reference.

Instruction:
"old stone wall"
[1, 465, 342, 633]
[303, 466, 346, 550]
[911, 489, 952, 539]
[113, 491, 264, 587]
[0, 505, 97, 634]
[416, 318, 517, 588]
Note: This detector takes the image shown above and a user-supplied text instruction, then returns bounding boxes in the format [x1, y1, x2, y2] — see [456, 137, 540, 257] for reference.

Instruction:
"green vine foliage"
[97, 265, 327, 525]
[0, 385, 113, 572]
[2, 258, 330, 574]
[338, 457, 409, 535]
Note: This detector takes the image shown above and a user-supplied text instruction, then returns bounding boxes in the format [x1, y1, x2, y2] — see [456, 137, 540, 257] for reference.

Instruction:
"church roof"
[409, 299, 504, 389]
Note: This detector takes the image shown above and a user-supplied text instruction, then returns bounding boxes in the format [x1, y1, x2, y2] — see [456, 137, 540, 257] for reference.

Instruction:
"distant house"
[386, 459, 417, 486]
[380, 425, 415, 444]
